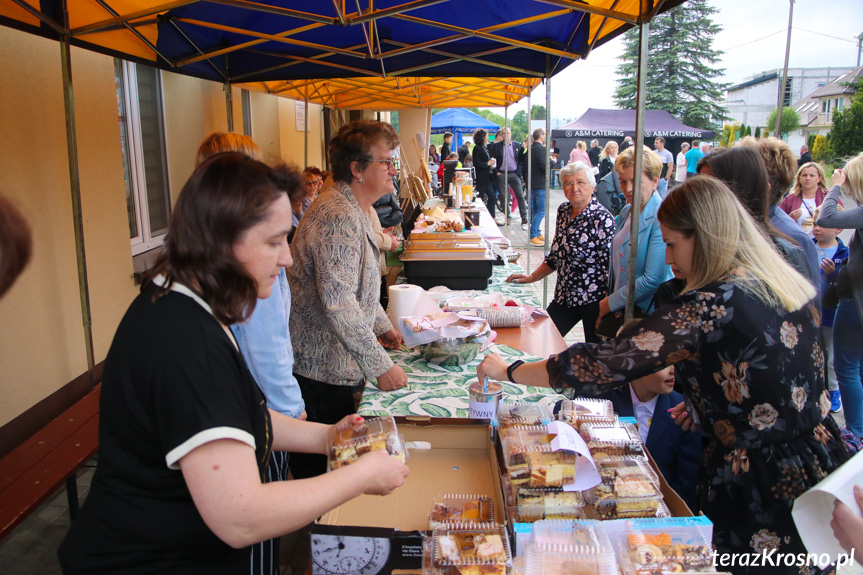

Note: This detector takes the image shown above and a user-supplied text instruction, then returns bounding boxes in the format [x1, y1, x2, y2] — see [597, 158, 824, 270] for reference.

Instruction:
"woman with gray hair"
[289, 119, 407, 480]
[506, 162, 614, 341]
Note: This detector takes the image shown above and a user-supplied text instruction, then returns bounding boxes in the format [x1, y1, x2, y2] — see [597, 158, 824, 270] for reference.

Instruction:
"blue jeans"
[657, 178, 668, 198]
[530, 188, 545, 238]
[834, 299, 863, 437]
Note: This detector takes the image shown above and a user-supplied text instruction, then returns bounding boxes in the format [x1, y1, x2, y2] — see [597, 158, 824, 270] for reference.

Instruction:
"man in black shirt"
[440, 132, 453, 160]
[588, 138, 601, 167]
[798, 145, 812, 168]
[489, 127, 527, 226]
[457, 138, 471, 165]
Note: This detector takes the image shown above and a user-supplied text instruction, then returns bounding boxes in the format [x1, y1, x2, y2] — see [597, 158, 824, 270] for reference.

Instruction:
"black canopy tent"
[552, 108, 716, 164]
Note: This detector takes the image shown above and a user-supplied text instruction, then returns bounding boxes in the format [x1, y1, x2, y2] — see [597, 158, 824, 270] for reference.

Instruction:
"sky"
[489, 0, 863, 124]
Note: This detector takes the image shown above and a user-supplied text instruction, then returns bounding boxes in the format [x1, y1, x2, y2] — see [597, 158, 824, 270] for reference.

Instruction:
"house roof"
[804, 66, 863, 99]
[727, 72, 778, 92]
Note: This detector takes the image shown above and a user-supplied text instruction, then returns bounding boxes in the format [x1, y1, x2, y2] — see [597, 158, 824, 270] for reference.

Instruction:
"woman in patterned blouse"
[289, 120, 407, 479]
[480, 177, 850, 574]
[505, 162, 614, 341]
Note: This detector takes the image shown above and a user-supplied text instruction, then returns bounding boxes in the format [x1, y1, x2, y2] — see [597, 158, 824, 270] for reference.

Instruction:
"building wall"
[163, 72, 231, 199]
[0, 27, 137, 426]
[277, 97, 325, 169]
[0, 26, 330, 430]
[726, 67, 855, 129]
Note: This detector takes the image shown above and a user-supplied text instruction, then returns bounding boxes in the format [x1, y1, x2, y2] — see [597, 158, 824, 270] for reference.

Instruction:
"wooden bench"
[0, 385, 100, 542]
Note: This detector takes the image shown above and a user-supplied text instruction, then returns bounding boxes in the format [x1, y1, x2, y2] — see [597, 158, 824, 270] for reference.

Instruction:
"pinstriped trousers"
[250, 450, 290, 575]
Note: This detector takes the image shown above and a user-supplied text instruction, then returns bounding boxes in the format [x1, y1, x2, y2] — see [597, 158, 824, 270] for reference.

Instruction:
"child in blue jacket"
[813, 205, 849, 412]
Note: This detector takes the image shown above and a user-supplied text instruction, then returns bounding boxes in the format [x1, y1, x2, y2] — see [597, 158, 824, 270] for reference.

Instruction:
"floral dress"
[546, 277, 850, 574]
[544, 198, 614, 308]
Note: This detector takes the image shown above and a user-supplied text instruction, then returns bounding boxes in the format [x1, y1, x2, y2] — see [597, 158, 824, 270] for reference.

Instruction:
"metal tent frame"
[0, 0, 674, 386]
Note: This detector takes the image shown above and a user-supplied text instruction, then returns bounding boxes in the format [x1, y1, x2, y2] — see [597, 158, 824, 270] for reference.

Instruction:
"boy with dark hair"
[597, 361, 702, 509]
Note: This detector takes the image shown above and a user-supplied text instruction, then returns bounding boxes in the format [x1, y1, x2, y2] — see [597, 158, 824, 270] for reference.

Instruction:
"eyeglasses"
[562, 180, 591, 189]
[369, 157, 398, 170]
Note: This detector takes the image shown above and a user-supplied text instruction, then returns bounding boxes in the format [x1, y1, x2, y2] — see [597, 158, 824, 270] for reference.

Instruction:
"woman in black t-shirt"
[59, 154, 408, 574]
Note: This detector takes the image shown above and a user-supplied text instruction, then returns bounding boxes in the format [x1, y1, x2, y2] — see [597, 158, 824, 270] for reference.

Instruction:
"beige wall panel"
[396, 108, 431, 179]
[0, 28, 87, 424]
[249, 90, 282, 164]
[163, 73, 228, 200]
[70, 48, 139, 362]
[277, 98, 324, 169]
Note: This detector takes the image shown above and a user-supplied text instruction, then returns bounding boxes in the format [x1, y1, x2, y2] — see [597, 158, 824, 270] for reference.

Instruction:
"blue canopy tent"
[431, 109, 500, 150]
[0, 0, 685, 385]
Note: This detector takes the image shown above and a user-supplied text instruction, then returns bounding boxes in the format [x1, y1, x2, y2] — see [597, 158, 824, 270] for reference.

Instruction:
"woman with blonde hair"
[568, 140, 592, 166]
[818, 152, 863, 438]
[596, 145, 672, 330]
[196, 131, 263, 164]
[780, 161, 833, 234]
[479, 176, 849, 574]
[597, 140, 618, 180]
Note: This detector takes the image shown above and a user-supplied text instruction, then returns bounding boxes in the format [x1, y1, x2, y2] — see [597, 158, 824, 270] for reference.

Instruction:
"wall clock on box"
[311, 534, 391, 575]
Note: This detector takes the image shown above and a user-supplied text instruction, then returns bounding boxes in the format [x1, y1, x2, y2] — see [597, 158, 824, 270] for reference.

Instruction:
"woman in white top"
[675, 142, 689, 184]
[779, 162, 833, 236]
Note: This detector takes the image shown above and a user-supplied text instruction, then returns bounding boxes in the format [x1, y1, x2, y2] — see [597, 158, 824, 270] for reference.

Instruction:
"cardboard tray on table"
[312, 417, 506, 575]
[311, 417, 695, 575]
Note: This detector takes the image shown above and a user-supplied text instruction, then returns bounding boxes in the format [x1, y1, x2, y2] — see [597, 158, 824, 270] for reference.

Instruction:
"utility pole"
[857, 32, 862, 67]
[774, 0, 794, 139]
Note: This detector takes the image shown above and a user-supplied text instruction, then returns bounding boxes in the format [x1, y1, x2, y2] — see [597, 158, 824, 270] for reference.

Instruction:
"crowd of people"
[2, 116, 861, 574]
[50, 122, 411, 574]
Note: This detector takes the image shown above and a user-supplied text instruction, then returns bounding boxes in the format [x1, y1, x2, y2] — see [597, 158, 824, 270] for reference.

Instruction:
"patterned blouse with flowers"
[544, 198, 614, 308]
[546, 277, 850, 573]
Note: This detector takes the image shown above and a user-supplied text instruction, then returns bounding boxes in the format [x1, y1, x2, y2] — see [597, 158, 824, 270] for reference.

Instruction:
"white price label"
[546, 421, 601, 491]
[469, 400, 498, 420]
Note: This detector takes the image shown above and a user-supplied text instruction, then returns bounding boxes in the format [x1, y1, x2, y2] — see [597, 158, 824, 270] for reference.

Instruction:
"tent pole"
[503, 106, 509, 232]
[225, 81, 234, 132]
[626, 20, 649, 323]
[60, 12, 96, 389]
[304, 89, 309, 168]
[526, 90, 532, 275]
[543, 70, 551, 309]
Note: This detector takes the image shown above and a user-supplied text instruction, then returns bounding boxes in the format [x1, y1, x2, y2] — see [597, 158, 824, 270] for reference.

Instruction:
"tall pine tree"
[613, 0, 728, 130]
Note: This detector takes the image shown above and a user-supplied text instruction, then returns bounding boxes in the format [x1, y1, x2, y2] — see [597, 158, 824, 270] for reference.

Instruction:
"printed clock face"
[311, 534, 390, 575]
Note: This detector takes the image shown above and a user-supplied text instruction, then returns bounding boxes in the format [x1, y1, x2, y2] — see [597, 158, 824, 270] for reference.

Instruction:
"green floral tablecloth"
[484, 262, 542, 308]
[359, 343, 563, 418]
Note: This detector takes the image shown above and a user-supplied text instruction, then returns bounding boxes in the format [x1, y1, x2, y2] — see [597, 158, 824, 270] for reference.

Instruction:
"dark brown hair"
[328, 120, 400, 184]
[144, 153, 286, 325]
[473, 129, 487, 147]
[303, 166, 322, 178]
[0, 194, 32, 298]
[697, 146, 771, 227]
[273, 162, 306, 204]
[697, 146, 795, 246]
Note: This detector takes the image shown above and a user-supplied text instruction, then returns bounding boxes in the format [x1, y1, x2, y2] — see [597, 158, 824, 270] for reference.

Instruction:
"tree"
[718, 122, 740, 147]
[811, 135, 830, 163]
[828, 79, 863, 158]
[613, 0, 728, 130]
[766, 107, 801, 140]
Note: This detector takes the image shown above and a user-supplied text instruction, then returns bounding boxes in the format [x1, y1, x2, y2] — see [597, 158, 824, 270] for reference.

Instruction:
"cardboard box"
[312, 417, 700, 574]
[312, 417, 507, 575]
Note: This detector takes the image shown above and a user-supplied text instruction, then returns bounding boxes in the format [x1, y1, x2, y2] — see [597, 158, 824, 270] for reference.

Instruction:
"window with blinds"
[114, 60, 171, 255]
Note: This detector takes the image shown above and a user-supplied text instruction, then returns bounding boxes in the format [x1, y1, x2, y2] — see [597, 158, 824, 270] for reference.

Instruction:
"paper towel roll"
[388, 284, 424, 326]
